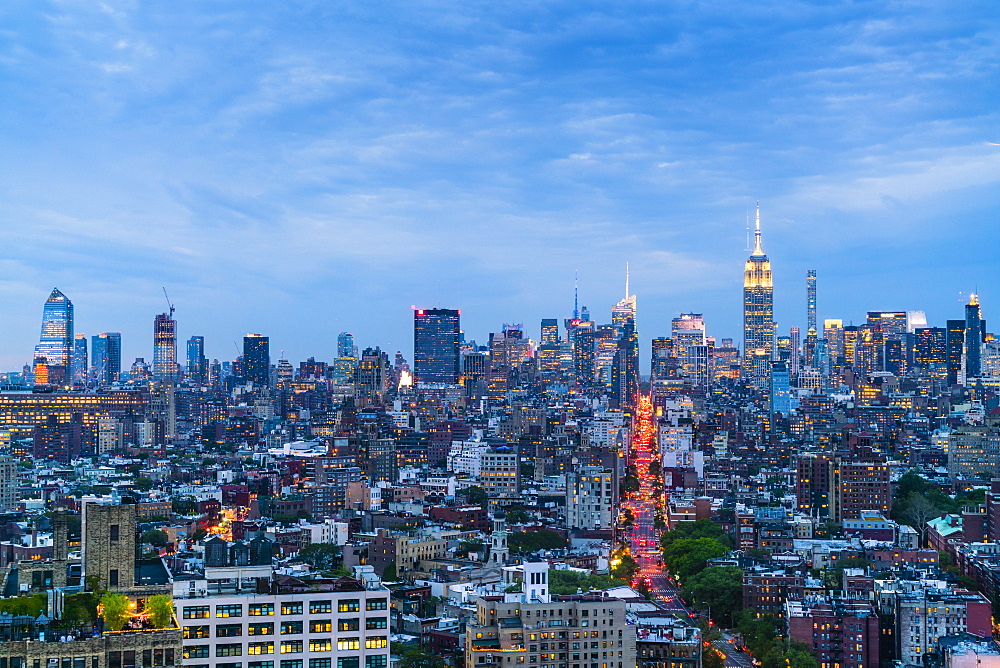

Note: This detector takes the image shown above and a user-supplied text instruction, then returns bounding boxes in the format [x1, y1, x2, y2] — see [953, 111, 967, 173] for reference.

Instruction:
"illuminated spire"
[751, 201, 764, 257]
[970, 292, 980, 307]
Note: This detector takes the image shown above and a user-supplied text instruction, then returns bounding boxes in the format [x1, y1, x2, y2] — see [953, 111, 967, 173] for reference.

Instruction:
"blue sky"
[1, 1, 998, 369]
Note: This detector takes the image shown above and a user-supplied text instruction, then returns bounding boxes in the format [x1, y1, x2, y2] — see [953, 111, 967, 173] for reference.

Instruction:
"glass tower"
[153, 312, 177, 382]
[34, 288, 74, 384]
[243, 334, 271, 387]
[73, 334, 88, 386]
[337, 332, 358, 358]
[91, 332, 122, 386]
[413, 308, 461, 384]
[187, 336, 207, 384]
[742, 205, 774, 388]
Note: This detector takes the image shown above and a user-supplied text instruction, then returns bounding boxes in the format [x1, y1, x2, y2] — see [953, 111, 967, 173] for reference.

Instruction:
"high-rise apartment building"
[566, 466, 617, 530]
[187, 335, 208, 384]
[153, 311, 177, 382]
[413, 308, 460, 384]
[91, 332, 122, 386]
[243, 334, 271, 387]
[0, 455, 17, 511]
[966, 294, 986, 379]
[742, 206, 774, 386]
[34, 288, 74, 385]
[914, 327, 947, 369]
[73, 333, 88, 386]
[947, 319, 966, 386]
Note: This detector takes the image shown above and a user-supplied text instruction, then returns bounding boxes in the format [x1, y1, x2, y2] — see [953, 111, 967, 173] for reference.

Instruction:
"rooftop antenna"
[573, 270, 579, 320]
[162, 287, 175, 318]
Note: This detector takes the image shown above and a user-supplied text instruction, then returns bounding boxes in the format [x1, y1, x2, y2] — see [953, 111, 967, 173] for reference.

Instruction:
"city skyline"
[0, 2, 997, 368]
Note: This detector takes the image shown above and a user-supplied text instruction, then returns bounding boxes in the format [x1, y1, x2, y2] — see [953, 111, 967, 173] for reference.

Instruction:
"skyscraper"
[91, 332, 122, 386]
[337, 332, 358, 358]
[73, 334, 88, 386]
[413, 308, 460, 384]
[804, 270, 817, 367]
[243, 334, 271, 387]
[34, 288, 74, 384]
[946, 319, 966, 386]
[966, 294, 985, 379]
[187, 335, 207, 384]
[743, 205, 774, 387]
[540, 319, 559, 345]
[152, 311, 176, 382]
[611, 263, 637, 337]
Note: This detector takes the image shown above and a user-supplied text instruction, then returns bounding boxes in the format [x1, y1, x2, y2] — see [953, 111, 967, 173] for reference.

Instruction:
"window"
[249, 623, 275, 636]
[308, 640, 332, 652]
[365, 618, 388, 630]
[217, 605, 243, 618]
[281, 662, 303, 668]
[365, 656, 387, 668]
[309, 601, 332, 614]
[365, 637, 387, 650]
[310, 620, 333, 633]
[184, 606, 210, 619]
[280, 641, 302, 654]
[309, 661, 331, 668]
[248, 643, 274, 656]
[109, 569, 119, 587]
[217, 625, 243, 637]
[337, 639, 360, 651]
[216, 663, 242, 668]
[338, 600, 360, 613]
[217, 645, 243, 657]
[281, 621, 303, 635]
[337, 619, 358, 632]
[183, 626, 210, 639]
[340, 660, 360, 668]
[366, 599, 387, 611]
[249, 662, 274, 668]
[183, 647, 209, 660]
[110, 525, 120, 541]
[282, 602, 303, 615]
[250, 604, 275, 616]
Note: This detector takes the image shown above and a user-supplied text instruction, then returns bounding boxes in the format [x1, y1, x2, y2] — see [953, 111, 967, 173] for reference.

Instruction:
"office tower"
[914, 327, 947, 368]
[243, 333, 271, 387]
[580, 304, 590, 322]
[611, 316, 639, 406]
[907, 310, 928, 333]
[186, 335, 207, 383]
[152, 311, 177, 382]
[354, 347, 390, 406]
[947, 319, 966, 386]
[672, 313, 706, 379]
[611, 263, 637, 337]
[743, 205, 774, 386]
[570, 321, 596, 388]
[540, 318, 559, 345]
[337, 331, 358, 358]
[966, 294, 985, 379]
[72, 333, 87, 385]
[866, 311, 908, 336]
[34, 287, 74, 385]
[770, 360, 792, 419]
[90, 332, 122, 386]
[651, 337, 674, 380]
[413, 308, 461, 384]
[824, 319, 845, 364]
[789, 326, 801, 376]
[460, 351, 488, 396]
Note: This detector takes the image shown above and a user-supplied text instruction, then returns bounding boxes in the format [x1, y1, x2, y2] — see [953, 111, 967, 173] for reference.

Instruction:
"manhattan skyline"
[1, 2, 998, 367]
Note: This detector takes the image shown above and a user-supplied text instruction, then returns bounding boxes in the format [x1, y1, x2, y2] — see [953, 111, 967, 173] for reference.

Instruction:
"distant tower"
[243, 334, 271, 387]
[742, 204, 775, 388]
[965, 294, 985, 380]
[337, 332, 358, 359]
[611, 263, 637, 337]
[413, 309, 461, 384]
[34, 288, 74, 385]
[187, 335, 207, 384]
[489, 512, 509, 566]
[91, 332, 122, 386]
[804, 270, 817, 366]
[153, 312, 177, 382]
[73, 334, 88, 386]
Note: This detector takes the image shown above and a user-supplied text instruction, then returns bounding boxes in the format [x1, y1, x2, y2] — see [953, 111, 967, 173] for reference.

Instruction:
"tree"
[393, 645, 446, 668]
[381, 563, 398, 581]
[900, 494, 940, 547]
[141, 529, 169, 548]
[663, 537, 730, 580]
[610, 550, 639, 581]
[134, 477, 154, 492]
[507, 529, 568, 554]
[505, 506, 531, 524]
[461, 485, 488, 507]
[101, 593, 130, 632]
[702, 649, 725, 668]
[548, 569, 626, 594]
[660, 518, 733, 550]
[146, 594, 175, 629]
[299, 543, 342, 571]
[0, 594, 47, 617]
[456, 538, 485, 558]
[681, 566, 743, 627]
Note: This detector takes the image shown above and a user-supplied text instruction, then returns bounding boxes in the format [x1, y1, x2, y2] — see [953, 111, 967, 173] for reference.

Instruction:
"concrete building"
[565, 466, 616, 531]
[82, 500, 137, 591]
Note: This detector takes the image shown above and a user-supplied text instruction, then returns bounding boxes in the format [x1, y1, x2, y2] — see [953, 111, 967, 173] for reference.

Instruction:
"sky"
[1, 1, 998, 370]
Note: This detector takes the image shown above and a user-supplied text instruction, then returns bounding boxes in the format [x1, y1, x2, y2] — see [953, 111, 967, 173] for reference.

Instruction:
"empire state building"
[743, 204, 774, 387]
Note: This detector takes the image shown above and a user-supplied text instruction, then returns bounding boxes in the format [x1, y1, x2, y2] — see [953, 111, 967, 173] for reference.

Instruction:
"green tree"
[461, 485, 488, 506]
[610, 550, 639, 581]
[660, 518, 733, 550]
[382, 563, 398, 581]
[101, 593, 130, 632]
[548, 569, 626, 594]
[681, 566, 743, 627]
[0, 594, 47, 617]
[134, 477, 154, 492]
[505, 506, 531, 524]
[456, 538, 485, 558]
[298, 543, 342, 571]
[702, 649, 725, 668]
[507, 529, 568, 554]
[663, 537, 730, 580]
[141, 529, 169, 548]
[393, 645, 446, 668]
[146, 594, 175, 629]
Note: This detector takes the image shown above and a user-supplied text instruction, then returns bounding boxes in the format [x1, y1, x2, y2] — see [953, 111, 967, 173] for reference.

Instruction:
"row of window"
[183, 618, 387, 637]
[183, 599, 388, 619]
[184, 637, 388, 657]
[187, 657, 387, 668]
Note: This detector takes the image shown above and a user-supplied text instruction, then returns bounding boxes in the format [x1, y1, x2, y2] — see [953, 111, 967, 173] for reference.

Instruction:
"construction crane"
[162, 287, 175, 318]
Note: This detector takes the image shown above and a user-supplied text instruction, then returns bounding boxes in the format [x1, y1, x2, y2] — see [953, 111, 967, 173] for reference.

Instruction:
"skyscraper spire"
[625, 262, 630, 299]
[751, 201, 764, 256]
[573, 270, 579, 320]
